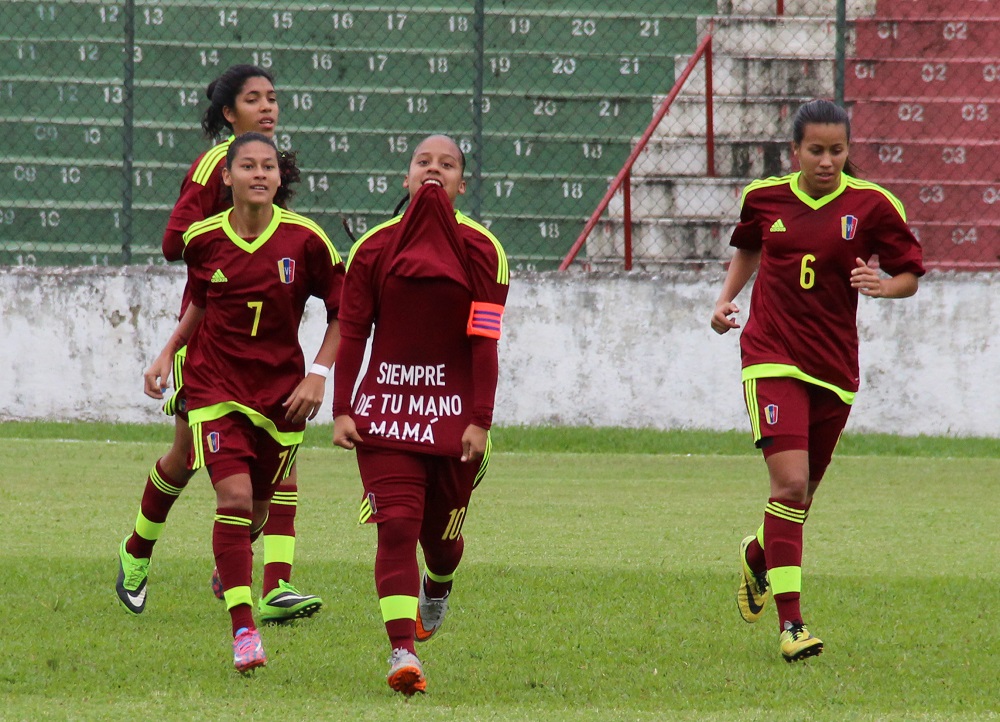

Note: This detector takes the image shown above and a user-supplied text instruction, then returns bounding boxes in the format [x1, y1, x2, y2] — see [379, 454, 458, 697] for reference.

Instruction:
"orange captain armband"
[466, 301, 504, 339]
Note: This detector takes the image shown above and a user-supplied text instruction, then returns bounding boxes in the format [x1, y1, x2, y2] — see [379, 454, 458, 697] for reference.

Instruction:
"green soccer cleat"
[386, 648, 426, 696]
[415, 574, 449, 643]
[737, 535, 770, 623]
[779, 621, 824, 662]
[116, 536, 150, 615]
[258, 580, 323, 624]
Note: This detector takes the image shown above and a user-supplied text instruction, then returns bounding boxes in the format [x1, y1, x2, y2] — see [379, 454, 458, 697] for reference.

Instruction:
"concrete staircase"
[587, 0, 871, 269]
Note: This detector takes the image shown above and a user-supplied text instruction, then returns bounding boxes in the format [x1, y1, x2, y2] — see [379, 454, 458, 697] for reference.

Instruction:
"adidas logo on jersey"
[211, 269, 228, 283]
[769, 219, 786, 233]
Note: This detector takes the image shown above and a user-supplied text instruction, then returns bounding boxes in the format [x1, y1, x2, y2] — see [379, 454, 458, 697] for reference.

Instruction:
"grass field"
[2, 422, 998, 721]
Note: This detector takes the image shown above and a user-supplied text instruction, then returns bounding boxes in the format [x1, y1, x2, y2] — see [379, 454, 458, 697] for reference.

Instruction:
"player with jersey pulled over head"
[116, 64, 322, 624]
[164, 132, 344, 671]
[711, 99, 924, 662]
[333, 135, 509, 695]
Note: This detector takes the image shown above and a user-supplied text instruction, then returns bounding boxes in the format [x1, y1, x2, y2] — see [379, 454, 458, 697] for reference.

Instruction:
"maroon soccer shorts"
[355, 446, 481, 539]
[743, 377, 852, 481]
[191, 412, 298, 500]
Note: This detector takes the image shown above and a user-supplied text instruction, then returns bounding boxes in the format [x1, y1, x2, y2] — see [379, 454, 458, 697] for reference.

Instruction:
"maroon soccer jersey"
[182, 206, 345, 435]
[731, 172, 924, 395]
[334, 184, 510, 457]
[163, 138, 233, 262]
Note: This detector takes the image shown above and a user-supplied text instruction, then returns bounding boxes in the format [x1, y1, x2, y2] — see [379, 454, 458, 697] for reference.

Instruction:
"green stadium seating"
[3, 0, 714, 267]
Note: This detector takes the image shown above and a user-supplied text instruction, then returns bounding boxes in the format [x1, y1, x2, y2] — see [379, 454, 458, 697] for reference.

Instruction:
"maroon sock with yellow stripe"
[213, 507, 255, 635]
[375, 519, 420, 654]
[763, 497, 808, 629]
[262, 485, 296, 595]
[126, 461, 190, 559]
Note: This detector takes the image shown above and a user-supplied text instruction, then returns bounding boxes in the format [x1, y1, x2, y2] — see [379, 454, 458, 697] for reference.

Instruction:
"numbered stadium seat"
[854, 18, 1000, 60]
[846, 59, 998, 101]
[848, 2, 1000, 267]
[4, 0, 716, 267]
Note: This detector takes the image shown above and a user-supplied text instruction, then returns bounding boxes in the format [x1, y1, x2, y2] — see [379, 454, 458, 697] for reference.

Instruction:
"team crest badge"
[764, 404, 779, 425]
[278, 257, 295, 284]
[207, 431, 221, 453]
[841, 215, 858, 241]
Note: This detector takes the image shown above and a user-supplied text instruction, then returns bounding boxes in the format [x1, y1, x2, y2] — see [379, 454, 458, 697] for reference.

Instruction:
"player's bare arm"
[712, 248, 761, 334]
[143, 303, 205, 398]
[851, 257, 919, 299]
[283, 319, 341, 423]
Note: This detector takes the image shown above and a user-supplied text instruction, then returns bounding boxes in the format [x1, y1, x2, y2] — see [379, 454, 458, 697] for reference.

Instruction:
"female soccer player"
[116, 65, 321, 622]
[711, 99, 924, 662]
[172, 132, 344, 671]
[332, 135, 510, 695]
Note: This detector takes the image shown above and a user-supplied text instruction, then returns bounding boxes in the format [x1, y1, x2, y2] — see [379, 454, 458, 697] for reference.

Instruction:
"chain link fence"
[3, 0, 998, 270]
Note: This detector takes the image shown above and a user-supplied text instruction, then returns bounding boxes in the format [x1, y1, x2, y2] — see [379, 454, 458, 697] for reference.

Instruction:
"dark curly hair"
[223, 132, 299, 208]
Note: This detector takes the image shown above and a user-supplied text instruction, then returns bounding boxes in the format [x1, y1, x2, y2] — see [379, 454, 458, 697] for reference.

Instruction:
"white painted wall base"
[1, 267, 995, 437]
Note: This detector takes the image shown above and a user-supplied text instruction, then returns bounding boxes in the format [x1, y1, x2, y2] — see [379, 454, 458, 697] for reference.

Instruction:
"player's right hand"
[333, 414, 363, 450]
[710, 301, 741, 335]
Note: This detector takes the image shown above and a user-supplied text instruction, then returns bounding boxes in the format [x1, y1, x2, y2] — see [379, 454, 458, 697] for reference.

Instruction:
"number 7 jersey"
[730, 172, 924, 398]
[181, 206, 345, 434]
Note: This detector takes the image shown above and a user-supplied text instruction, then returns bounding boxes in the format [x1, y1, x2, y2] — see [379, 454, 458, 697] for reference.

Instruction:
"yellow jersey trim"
[281, 209, 343, 264]
[344, 209, 508, 285]
[742, 363, 856, 405]
[788, 171, 849, 209]
[845, 176, 908, 222]
[191, 136, 233, 186]
[458, 212, 509, 285]
[346, 215, 403, 271]
[188, 401, 305, 446]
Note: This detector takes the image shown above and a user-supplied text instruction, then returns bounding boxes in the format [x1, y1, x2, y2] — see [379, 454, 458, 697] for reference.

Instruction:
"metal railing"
[559, 31, 715, 271]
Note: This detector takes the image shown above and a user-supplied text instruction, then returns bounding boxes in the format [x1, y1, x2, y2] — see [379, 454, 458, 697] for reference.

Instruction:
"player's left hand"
[143, 353, 174, 399]
[461, 424, 488, 463]
[850, 257, 883, 298]
[283, 374, 326, 423]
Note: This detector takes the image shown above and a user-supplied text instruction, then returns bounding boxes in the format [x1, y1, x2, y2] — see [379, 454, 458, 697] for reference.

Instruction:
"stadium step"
[586, 216, 733, 265]
[869, 0, 996, 19]
[714, 0, 874, 18]
[696, 15, 838, 59]
[676, 53, 833, 98]
[849, 139, 1000, 182]
[634, 137, 788, 178]
[607, 177, 745, 220]
[877, 180, 1000, 224]
[651, 96, 808, 139]
[845, 58, 1000, 100]
[848, 99, 998, 141]
[854, 18, 1000, 59]
[908, 221, 1000, 268]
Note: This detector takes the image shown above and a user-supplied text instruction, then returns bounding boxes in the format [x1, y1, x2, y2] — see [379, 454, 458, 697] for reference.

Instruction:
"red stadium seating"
[849, 3, 1000, 266]
[855, 18, 1000, 59]
[873, 0, 998, 20]
[846, 59, 1000, 100]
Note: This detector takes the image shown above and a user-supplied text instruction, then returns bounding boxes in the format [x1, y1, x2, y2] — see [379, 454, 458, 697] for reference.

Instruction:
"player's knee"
[159, 451, 195, 484]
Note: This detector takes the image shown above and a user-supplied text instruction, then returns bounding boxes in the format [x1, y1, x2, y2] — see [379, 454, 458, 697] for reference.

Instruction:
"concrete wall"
[1, 266, 996, 437]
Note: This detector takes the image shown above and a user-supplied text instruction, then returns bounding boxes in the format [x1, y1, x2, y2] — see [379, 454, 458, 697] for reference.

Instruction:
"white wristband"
[308, 363, 331, 379]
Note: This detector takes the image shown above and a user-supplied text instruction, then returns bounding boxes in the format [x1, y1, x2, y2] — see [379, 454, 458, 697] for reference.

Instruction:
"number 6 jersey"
[730, 171, 924, 399]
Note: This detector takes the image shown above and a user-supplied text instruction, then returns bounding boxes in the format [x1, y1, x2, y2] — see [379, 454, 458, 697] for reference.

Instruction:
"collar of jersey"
[221, 206, 282, 252]
[789, 171, 848, 210]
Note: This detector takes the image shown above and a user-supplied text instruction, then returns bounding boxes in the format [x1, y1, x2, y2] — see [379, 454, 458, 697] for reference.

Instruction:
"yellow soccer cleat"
[737, 535, 770, 623]
[779, 621, 824, 662]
